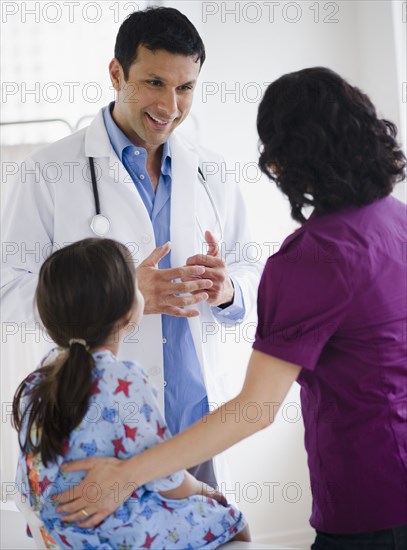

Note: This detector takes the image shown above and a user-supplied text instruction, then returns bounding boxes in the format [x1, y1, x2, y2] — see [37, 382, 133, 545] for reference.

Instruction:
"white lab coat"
[1, 109, 262, 484]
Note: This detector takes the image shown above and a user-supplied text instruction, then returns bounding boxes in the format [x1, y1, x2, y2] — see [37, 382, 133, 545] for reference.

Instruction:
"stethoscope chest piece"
[90, 214, 110, 237]
[88, 156, 110, 236]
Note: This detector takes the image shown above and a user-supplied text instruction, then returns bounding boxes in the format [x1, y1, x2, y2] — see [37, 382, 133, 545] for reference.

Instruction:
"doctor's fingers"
[185, 254, 226, 269]
[162, 306, 201, 318]
[163, 291, 209, 309]
[166, 279, 213, 295]
[180, 266, 227, 284]
[160, 265, 207, 282]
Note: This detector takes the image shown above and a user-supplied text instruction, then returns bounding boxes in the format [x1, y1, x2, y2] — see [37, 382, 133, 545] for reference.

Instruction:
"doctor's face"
[109, 46, 200, 149]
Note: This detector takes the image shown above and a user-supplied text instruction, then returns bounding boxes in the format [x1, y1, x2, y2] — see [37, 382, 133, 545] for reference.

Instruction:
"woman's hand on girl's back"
[54, 457, 137, 528]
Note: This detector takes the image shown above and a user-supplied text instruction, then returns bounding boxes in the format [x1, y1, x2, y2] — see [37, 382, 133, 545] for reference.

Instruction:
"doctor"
[1, 7, 261, 488]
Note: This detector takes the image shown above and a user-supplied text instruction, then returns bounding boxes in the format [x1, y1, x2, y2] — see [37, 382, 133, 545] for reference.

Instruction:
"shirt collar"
[103, 102, 171, 175]
[161, 140, 171, 176]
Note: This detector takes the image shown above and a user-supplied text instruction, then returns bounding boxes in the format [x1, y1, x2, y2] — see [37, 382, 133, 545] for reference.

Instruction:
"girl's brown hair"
[12, 238, 136, 465]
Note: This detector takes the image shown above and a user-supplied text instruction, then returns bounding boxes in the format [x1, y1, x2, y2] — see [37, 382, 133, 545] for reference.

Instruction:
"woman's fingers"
[54, 487, 83, 507]
[55, 484, 89, 514]
[61, 457, 99, 472]
[59, 506, 94, 524]
[54, 457, 137, 525]
[53, 459, 100, 505]
[77, 512, 106, 529]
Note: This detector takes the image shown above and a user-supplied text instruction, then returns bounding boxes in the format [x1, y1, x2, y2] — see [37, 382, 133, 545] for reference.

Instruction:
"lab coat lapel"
[84, 109, 153, 238]
[169, 134, 199, 267]
[84, 109, 112, 158]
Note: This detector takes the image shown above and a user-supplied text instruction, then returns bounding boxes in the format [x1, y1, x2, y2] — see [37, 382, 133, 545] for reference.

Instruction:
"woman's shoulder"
[271, 221, 343, 262]
[262, 217, 357, 289]
[275, 206, 370, 262]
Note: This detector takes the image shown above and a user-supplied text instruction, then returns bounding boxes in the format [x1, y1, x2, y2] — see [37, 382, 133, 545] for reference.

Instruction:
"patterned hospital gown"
[16, 348, 247, 549]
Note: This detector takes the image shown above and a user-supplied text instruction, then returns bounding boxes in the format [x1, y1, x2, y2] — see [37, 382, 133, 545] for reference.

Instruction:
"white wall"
[1, 1, 405, 546]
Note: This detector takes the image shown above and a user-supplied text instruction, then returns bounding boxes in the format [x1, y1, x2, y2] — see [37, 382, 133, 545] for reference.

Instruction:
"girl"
[13, 238, 249, 549]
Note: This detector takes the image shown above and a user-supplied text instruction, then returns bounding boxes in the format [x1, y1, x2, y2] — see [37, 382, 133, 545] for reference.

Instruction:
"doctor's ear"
[109, 58, 125, 91]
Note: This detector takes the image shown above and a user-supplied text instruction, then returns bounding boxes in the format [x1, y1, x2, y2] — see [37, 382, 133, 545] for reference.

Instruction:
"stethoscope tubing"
[88, 157, 223, 241]
[89, 156, 101, 215]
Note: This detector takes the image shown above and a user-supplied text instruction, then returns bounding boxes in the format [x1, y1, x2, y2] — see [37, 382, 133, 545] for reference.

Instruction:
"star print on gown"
[80, 439, 97, 456]
[160, 501, 175, 514]
[62, 439, 70, 457]
[114, 378, 132, 397]
[204, 529, 216, 543]
[90, 378, 101, 395]
[59, 534, 73, 548]
[124, 424, 137, 441]
[114, 506, 130, 522]
[15, 348, 247, 549]
[112, 437, 126, 457]
[220, 516, 231, 531]
[93, 366, 105, 378]
[39, 476, 52, 494]
[102, 406, 117, 423]
[139, 506, 153, 520]
[140, 402, 153, 422]
[141, 532, 158, 549]
[166, 528, 180, 544]
[185, 511, 199, 526]
[156, 421, 166, 438]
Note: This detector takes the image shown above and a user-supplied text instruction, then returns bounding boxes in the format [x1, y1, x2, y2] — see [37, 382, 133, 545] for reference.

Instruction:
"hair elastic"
[68, 338, 88, 349]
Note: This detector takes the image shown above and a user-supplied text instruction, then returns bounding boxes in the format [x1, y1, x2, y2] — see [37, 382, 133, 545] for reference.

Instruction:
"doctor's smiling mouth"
[109, 45, 201, 149]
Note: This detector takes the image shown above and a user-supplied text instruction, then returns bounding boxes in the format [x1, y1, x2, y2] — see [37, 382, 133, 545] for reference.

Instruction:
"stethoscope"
[88, 156, 223, 242]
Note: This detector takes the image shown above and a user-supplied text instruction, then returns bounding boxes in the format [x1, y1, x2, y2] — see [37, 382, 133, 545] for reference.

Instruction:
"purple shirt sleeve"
[253, 230, 352, 371]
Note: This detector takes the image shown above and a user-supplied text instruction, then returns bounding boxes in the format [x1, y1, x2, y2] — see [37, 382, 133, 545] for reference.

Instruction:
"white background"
[1, 1, 406, 546]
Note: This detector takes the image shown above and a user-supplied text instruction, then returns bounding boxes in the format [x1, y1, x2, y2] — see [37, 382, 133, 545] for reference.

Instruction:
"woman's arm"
[54, 350, 301, 527]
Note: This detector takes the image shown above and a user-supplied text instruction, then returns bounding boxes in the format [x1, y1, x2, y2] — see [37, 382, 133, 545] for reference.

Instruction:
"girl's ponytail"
[13, 341, 94, 465]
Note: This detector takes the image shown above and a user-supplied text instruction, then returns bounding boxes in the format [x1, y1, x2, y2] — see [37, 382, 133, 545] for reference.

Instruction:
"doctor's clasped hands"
[136, 241, 214, 317]
[137, 230, 235, 317]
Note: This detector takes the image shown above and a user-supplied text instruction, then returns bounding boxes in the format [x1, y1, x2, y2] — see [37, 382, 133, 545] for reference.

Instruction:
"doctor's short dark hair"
[114, 6, 206, 80]
[257, 67, 406, 224]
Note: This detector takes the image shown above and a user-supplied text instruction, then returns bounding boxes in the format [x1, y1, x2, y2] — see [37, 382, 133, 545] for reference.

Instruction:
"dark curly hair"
[257, 67, 406, 223]
[115, 7, 205, 80]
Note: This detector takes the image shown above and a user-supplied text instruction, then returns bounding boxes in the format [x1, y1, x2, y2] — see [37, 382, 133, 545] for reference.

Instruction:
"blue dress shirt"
[103, 103, 245, 436]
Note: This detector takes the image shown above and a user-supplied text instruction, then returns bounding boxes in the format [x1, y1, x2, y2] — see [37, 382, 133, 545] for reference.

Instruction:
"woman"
[54, 68, 407, 549]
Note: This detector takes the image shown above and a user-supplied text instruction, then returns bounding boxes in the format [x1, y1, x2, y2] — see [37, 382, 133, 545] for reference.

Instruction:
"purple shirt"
[253, 196, 407, 534]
